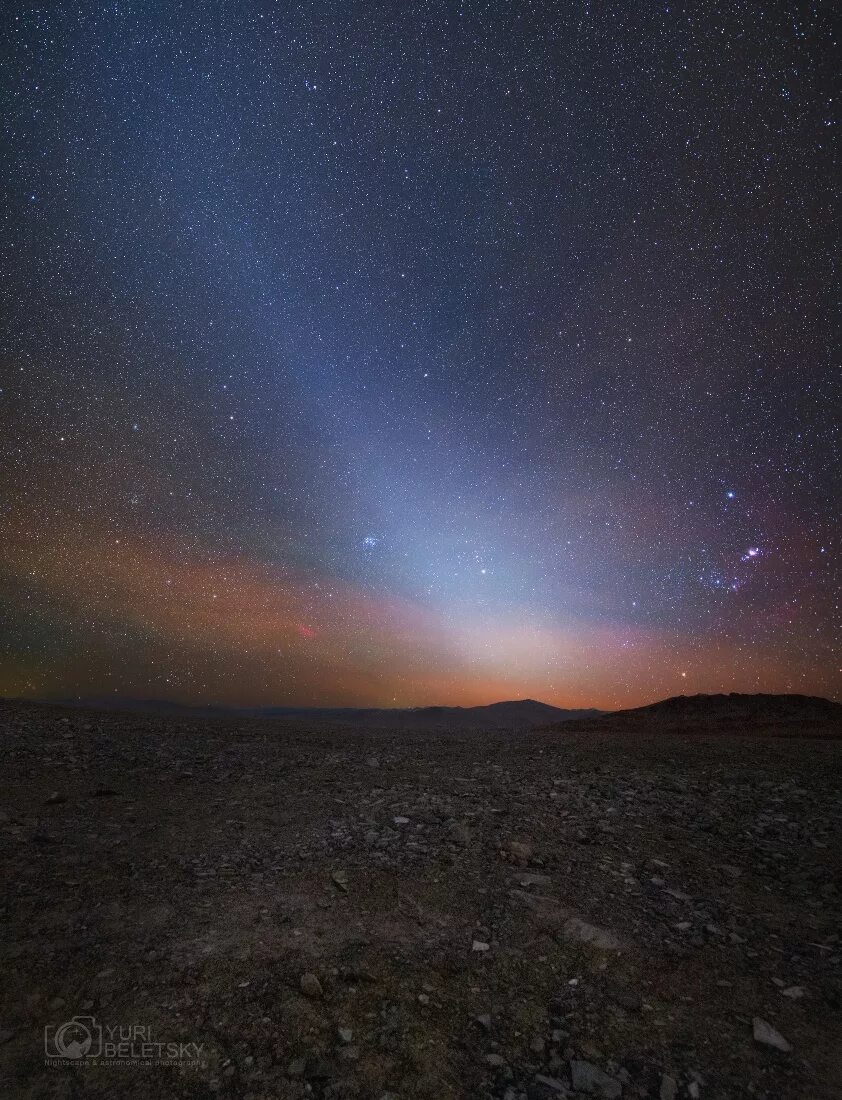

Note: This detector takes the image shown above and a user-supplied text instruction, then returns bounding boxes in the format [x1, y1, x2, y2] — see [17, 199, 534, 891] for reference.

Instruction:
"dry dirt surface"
[1, 699, 841, 1100]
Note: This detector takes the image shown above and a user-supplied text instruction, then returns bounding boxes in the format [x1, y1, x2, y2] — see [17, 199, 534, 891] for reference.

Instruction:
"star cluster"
[0, 2, 837, 707]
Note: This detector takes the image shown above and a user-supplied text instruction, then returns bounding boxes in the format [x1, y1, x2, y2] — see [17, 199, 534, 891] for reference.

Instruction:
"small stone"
[331, 870, 349, 892]
[530, 1035, 546, 1055]
[781, 985, 806, 999]
[474, 1014, 492, 1031]
[534, 1075, 566, 1094]
[44, 792, 67, 805]
[393, 816, 410, 825]
[0, 1028, 15, 1045]
[753, 1017, 792, 1052]
[472, 940, 490, 952]
[610, 988, 642, 1012]
[518, 872, 553, 887]
[299, 972, 323, 998]
[562, 917, 622, 952]
[366, 756, 380, 767]
[484, 1053, 506, 1067]
[337, 1027, 353, 1044]
[660, 1074, 678, 1100]
[449, 822, 472, 846]
[505, 839, 534, 865]
[570, 1059, 622, 1099]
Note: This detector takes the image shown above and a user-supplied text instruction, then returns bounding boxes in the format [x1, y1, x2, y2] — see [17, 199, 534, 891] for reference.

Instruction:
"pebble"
[781, 985, 805, 999]
[449, 822, 472, 846]
[534, 1074, 566, 1094]
[753, 1016, 792, 1052]
[562, 917, 622, 952]
[505, 839, 534, 865]
[299, 972, 323, 999]
[660, 1073, 678, 1100]
[570, 1059, 622, 1099]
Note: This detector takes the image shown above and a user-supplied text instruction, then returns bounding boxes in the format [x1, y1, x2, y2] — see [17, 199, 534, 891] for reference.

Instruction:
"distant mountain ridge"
[530, 692, 842, 738]
[259, 699, 604, 729]
[615, 692, 842, 722]
[47, 696, 603, 729]
[30, 691, 842, 734]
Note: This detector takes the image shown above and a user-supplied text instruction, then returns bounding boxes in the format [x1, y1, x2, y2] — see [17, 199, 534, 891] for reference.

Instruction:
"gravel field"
[1, 699, 840, 1099]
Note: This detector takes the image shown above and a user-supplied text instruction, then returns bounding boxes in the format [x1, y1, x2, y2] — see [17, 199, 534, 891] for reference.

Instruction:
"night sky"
[1, 2, 838, 709]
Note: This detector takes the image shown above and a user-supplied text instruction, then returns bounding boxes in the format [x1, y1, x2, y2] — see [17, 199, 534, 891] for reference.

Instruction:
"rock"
[509, 889, 571, 929]
[534, 1074, 566, 1094]
[337, 1027, 353, 1043]
[609, 988, 642, 1012]
[472, 940, 490, 952]
[365, 756, 380, 768]
[0, 1028, 15, 1044]
[299, 972, 323, 998]
[660, 1073, 678, 1100]
[753, 1017, 792, 1052]
[484, 1053, 506, 1067]
[331, 869, 349, 892]
[505, 839, 534, 865]
[393, 816, 410, 825]
[518, 872, 553, 887]
[44, 792, 67, 805]
[562, 917, 623, 952]
[781, 985, 806, 999]
[530, 1035, 546, 1055]
[474, 1014, 492, 1031]
[570, 1059, 622, 1098]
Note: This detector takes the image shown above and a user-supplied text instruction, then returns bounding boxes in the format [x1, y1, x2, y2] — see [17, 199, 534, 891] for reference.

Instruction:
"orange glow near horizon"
[4, 513, 833, 710]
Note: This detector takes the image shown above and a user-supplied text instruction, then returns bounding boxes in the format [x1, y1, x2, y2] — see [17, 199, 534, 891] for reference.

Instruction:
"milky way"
[1, 3, 837, 708]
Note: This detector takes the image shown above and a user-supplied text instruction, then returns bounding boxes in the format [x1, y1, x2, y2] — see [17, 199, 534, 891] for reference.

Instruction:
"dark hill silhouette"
[544, 692, 842, 737]
[46, 696, 602, 730]
[616, 692, 842, 723]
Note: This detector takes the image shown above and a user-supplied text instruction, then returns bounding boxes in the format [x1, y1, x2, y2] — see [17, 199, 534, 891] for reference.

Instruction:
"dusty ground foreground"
[1, 701, 841, 1100]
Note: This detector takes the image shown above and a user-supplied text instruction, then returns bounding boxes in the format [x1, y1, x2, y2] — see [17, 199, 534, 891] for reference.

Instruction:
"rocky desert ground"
[1, 698, 840, 1099]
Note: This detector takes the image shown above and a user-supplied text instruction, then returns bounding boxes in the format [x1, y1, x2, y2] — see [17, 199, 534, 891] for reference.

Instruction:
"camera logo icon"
[45, 1016, 102, 1059]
